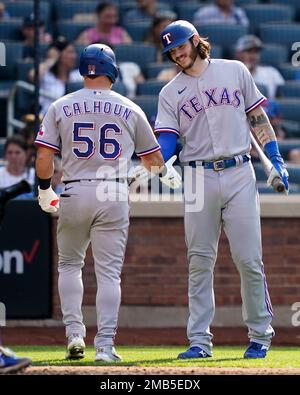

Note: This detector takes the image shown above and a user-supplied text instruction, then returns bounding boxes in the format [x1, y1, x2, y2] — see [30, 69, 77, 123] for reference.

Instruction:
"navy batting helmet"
[161, 20, 198, 55]
[79, 44, 119, 83]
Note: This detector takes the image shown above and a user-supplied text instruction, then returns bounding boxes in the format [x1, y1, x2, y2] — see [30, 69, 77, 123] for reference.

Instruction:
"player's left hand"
[38, 186, 59, 213]
[267, 156, 289, 194]
[159, 155, 182, 189]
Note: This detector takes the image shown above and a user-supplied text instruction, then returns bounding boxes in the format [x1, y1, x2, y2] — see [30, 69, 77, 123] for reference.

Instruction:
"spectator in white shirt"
[28, 37, 82, 115]
[0, 136, 35, 196]
[235, 35, 284, 98]
[193, 0, 249, 27]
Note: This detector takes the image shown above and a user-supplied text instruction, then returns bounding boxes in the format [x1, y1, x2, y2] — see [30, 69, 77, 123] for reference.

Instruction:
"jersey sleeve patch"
[35, 139, 60, 152]
[136, 145, 161, 157]
[245, 97, 267, 114]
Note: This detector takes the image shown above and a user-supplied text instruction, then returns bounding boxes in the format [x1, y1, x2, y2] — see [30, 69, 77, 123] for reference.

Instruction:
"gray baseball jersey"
[155, 59, 266, 162]
[36, 88, 160, 180]
[154, 58, 274, 355]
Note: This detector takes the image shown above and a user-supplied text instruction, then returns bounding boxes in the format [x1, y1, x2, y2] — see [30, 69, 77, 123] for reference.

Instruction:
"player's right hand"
[267, 155, 289, 194]
[38, 186, 59, 213]
[159, 155, 182, 190]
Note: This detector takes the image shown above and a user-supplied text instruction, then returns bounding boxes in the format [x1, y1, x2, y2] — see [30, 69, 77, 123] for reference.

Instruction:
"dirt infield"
[20, 366, 300, 375]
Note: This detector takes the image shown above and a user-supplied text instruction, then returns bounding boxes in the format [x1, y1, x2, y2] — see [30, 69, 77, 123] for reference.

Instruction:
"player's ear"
[192, 35, 200, 48]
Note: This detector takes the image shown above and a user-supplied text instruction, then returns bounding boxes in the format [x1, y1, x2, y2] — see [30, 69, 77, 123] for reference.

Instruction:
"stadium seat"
[55, 2, 98, 20]
[278, 64, 300, 81]
[5, 1, 50, 24]
[278, 140, 300, 160]
[56, 21, 92, 42]
[0, 20, 23, 41]
[287, 166, 300, 184]
[66, 81, 83, 94]
[272, 0, 300, 20]
[176, 3, 204, 22]
[137, 80, 166, 96]
[260, 23, 300, 47]
[244, 5, 294, 34]
[121, 2, 174, 24]
[276, 99, 300, 122]
[133, 95, 158, 121]
[277, 82, 300, 98]
[146, 62, 174, 79]
[260, 44, 289, 68]
[0, 42, 24, 80]
[256, 84, 268, 98]
[114, 44, 156, 71]
[195, 24, 248, 52]
[253, 164, 266, 182]
[235, 0, 258, 5]
[122, 21, 152, 42]
[16, 60, 33, 82]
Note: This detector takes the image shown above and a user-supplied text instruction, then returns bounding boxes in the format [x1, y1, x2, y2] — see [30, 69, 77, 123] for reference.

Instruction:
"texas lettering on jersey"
[179, 87, 241, 121]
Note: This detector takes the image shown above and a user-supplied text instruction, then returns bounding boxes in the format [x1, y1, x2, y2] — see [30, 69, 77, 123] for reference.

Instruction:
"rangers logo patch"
[88, 64, 96, 75]
[38, 125, 45, 136]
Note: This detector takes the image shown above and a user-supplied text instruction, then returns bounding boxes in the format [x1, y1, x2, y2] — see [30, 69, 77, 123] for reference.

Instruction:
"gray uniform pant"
[184, 161, 274, 355]
[57, 180, 129, 349]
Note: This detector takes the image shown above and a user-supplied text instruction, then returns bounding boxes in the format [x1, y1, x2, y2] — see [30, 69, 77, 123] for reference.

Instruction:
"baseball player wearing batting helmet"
[35, 43, 181, 362]
[155, 20, 289, 359]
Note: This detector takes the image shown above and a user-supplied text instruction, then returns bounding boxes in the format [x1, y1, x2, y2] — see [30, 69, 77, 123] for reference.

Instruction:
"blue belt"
[188, 154, 250, 171]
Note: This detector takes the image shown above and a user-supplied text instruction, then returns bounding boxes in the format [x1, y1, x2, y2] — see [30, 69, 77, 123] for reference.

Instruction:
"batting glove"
[159, 155, 182, 190]
[38, 186, 59, 213]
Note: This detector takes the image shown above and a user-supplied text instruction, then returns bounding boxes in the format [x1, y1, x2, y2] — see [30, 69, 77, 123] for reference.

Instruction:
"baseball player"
[155, 20, 289, 359]
[35, 44, 181, 362]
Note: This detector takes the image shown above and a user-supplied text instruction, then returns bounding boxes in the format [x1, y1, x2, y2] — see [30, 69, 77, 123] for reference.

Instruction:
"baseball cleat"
[95, 346, 122, 362]
[177, 346, 211, 359]
[65, 334, 85, 360]
[0, 347, 32, 374]
[244, 342, 268, 359]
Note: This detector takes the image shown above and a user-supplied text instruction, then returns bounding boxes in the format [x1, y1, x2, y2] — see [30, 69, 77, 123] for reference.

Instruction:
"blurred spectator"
[118, 62, 144, 99]
[288, 149, 300, 165]
[144, 13, 176, 62]
[76, 2, 132, 46]
[18, 113, 43, 167]
[21, 14, 53, 60]
[236, 35, 284, 99]
[123, 0, 158, 24]
[157, 64, 182, 82]
[263, 100, 286, 141]
[0, 136, 35, 196]
[193, 0, 249, 27]
[0, 2, 10, 21]
[28, 37, 82, 115]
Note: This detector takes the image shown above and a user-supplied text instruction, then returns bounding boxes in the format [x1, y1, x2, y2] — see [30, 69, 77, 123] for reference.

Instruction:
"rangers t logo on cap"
[163, 33, 172, 45]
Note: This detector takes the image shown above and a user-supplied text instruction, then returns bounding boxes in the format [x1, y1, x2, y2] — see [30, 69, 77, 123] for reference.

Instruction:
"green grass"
[9, 346, 300, 368]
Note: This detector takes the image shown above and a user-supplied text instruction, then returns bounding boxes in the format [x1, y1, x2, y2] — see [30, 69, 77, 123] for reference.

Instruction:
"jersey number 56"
[72, 122, 122, 160]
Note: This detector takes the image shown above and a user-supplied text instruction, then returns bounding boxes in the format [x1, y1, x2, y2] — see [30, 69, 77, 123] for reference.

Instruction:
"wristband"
[38, 177, 51, 190]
